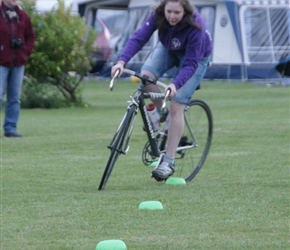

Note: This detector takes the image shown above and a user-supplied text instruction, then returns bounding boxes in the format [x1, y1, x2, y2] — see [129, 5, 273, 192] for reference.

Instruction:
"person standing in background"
[0, 0, 35, 137]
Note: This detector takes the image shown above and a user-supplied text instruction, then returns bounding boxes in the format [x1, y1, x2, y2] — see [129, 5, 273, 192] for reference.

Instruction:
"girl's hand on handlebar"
[166, 83, 176, 99]
[111, 61, 125, 78]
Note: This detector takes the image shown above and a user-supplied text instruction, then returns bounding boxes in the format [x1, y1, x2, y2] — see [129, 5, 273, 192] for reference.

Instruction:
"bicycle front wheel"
[98, 106, 136, 190]
[174, 99, 213, 182]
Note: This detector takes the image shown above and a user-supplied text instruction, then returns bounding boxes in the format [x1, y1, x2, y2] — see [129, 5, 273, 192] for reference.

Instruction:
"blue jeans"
[0, 65, 25, 133]
[142, 42, 210, 104]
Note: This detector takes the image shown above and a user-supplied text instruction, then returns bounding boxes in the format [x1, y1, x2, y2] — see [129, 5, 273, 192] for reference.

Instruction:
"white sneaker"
[152, 160, 175, 181]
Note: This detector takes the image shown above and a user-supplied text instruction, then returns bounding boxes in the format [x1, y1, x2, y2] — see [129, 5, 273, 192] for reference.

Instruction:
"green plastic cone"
[138, 201, 163, 210]
[96, 239, 127, 250]
[165, 177, 186, 185]
[149, 161, 158, 167]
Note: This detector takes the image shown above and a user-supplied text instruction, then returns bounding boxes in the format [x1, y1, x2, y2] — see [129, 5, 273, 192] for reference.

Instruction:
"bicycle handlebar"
[110, 68, 168, 91]
[109, 68, 121, 91]
[110, 68, 170, 110]
[143, 90, 170, 111]
[162, 89, 171, 110]
[123, 69, 168, 89]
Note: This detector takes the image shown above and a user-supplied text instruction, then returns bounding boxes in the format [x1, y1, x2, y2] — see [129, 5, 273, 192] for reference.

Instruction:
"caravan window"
[124, 7, 156, 64]
[199, 7, 215, 40]
[86, 7, 153, 64]
[96, 9, 129, 48]
[241, 6, 290, 63]
[199, 7, 215, 61]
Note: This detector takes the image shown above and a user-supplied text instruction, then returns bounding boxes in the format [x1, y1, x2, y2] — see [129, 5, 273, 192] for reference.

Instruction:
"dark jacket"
[0, 3, 35, 67]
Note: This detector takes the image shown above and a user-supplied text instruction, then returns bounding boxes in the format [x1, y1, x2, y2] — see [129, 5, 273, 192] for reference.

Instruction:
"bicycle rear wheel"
[174, 99, 213, 181]
[98, 106, 136, 190]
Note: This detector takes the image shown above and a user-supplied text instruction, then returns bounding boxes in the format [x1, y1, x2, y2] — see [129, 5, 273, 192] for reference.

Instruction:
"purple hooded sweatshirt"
[119, 10, 212, 89]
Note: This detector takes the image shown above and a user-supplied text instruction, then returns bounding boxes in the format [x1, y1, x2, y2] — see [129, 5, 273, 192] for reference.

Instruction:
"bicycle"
[98, 68, 213, 190]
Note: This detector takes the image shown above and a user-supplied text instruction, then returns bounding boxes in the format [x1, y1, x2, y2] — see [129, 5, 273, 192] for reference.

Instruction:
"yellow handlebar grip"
[130, 75, 140, 83]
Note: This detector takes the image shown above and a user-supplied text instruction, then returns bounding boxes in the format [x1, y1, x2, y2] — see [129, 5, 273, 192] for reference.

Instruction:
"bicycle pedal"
[178, 136, 192, 147]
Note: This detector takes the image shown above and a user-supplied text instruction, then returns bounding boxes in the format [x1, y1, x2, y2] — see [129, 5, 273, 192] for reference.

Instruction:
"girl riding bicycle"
[111, 0, 212, 181]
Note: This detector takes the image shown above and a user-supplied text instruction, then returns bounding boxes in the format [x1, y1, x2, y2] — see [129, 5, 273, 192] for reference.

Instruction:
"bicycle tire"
[98, 106, 136, 190]
[174, 99, 213, 181]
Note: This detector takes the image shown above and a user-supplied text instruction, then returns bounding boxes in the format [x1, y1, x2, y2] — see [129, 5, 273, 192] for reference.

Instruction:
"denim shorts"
[142, 42, 210, 105]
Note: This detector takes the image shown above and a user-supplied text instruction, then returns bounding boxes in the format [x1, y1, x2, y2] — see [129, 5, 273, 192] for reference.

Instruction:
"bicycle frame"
[138, 86, 161, 157]
[107, 76, 164, 159]
[107, 83, 199, 162]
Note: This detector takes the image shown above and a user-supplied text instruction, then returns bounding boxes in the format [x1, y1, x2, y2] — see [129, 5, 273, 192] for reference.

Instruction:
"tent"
[78, 0, 290, 80]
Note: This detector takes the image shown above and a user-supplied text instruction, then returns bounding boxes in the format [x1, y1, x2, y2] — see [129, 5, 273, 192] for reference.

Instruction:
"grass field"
[1, 79, 289, 249]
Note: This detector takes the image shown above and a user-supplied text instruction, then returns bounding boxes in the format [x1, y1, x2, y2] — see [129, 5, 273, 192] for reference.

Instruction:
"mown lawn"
[1, 79, 289, 249]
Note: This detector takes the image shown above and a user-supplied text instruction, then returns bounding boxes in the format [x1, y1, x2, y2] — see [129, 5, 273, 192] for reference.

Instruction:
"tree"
[21, 0, 97, 106]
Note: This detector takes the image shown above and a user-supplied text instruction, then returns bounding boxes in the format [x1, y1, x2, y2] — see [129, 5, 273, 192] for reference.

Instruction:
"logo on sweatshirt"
[171, 38, 181, 49]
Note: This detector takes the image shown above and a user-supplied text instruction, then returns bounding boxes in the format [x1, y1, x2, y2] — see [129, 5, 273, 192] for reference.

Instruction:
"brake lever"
[161, 88, 171, 110]
[109, 68, 121, 91]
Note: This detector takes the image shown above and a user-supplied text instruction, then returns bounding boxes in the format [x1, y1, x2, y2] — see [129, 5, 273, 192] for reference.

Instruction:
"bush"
[21, 0, 97, 107]
[21, 77, 65, 109]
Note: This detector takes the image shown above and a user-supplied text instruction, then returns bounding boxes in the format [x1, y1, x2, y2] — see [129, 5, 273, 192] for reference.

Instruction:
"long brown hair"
[153, 0, 201, 34]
